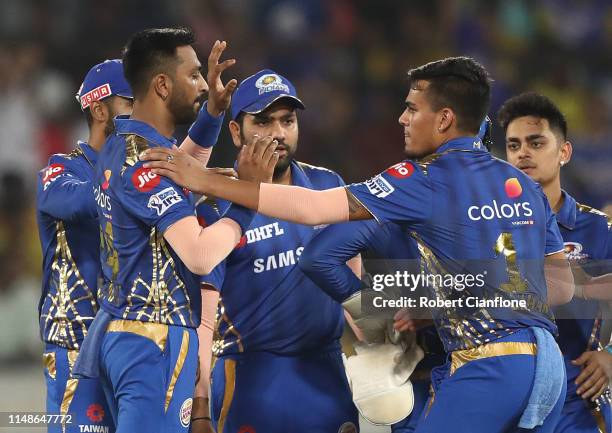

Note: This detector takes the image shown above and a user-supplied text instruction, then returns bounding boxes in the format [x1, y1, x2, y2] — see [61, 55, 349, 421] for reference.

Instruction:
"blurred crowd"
[0, 0, 611, 362]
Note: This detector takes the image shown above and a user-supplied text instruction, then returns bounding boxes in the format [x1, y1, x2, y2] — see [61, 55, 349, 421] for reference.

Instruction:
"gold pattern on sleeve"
[122, 134, 150, 174]
[40, 221, 97, 349]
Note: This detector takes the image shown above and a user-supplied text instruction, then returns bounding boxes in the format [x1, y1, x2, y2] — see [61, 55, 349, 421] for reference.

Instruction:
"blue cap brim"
[239, 95, 305, 118]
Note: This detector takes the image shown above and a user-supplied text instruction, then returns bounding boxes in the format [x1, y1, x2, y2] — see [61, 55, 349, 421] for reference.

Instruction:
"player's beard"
[272, 144, 296, 179]
[103, 116, 115, 137]
[239, 130, 297, 180]
[169, 87, 204, 125]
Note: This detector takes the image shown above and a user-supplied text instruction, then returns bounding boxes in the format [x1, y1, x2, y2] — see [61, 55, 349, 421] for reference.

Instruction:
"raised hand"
[237, 135, 279, 183]
[206, 40, 237, 117]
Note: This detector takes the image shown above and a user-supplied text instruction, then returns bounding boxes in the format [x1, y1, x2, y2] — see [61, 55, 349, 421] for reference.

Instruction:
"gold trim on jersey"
[42, 352, 56, 380]
[217, 359, 236, 433]
[60, 378, 79, 433]
[576, 203, 612, 230]
[165, 329, 190, 412]
[212, 299, 244, 356]
[107, 319, 169, 352]
[40, 221, 97, 349]
[122, 134, 150, 174]
[67, 349, 79, 372]
[494, 233, 528, 293]
[411, 232, 502, 350]
[450, 341, 537, 374]
[122, 227, 192, 326]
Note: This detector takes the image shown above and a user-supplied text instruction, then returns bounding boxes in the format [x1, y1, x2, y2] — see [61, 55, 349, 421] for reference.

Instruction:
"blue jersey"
[300, 219, 445, 366]
[37, 142, 100, 350]
[346, 136, 564, 352]
[553, 191, 612, 406]
[211, 161, 346, 356]
[94, 116, 202, 328]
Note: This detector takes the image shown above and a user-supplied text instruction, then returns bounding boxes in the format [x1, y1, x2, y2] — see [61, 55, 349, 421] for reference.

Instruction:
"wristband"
[188, 101, 225, 148]
[222, 203, 255, 234]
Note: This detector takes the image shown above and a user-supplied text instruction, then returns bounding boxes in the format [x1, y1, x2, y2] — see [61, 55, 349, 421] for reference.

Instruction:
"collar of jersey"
[113, 115, 177, 147]
[555, 190, 576, 230]
[435, 136, 485, 154]
[77, 140, 98, 165]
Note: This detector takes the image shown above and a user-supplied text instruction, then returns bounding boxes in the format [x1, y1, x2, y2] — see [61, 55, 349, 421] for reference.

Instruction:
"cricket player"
[142, 56, 576, 433]
[200, 69, 359, 433]
[37, 59, 133, 433]
[297, 117, 492, 432]
[85, 27, 267, 433]
[499, 92, 612, 433]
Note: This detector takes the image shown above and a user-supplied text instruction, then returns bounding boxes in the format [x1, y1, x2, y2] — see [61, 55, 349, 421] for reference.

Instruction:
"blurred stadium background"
[0, 0, 611, 428]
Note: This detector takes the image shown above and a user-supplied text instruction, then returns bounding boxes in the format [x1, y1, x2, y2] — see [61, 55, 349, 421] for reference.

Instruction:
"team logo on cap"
[255, 74, 290, 95]
[80, 83, 112, 109]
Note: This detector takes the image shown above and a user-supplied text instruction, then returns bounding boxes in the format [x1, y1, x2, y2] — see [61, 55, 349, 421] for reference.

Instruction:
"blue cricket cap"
[230, 69, 305, 120]
[76, 59, 133, 111]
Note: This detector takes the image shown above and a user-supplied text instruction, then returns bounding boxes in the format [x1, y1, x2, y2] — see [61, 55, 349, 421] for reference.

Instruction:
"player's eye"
[531, 141, 543, 148]
[506, 142, 519, 151]
[284, 118, 295, 125]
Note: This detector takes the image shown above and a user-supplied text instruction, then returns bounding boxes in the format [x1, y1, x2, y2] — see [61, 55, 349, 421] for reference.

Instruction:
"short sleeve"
[346, 160, 432, 225]
[120, 163, 195, 233]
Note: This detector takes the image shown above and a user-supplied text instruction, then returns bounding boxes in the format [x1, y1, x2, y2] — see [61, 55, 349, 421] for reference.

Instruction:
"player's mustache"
[516, 161, 536, 169]
[194, 92, 207, 105]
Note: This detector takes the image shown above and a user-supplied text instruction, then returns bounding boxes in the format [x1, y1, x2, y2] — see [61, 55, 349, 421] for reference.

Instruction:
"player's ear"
[437, 108, 454, 133]
[89, 100, 108, 123]
[228, 120, 242, 148]
[153, 73, 172, 102]
[560, 140, 573, 166]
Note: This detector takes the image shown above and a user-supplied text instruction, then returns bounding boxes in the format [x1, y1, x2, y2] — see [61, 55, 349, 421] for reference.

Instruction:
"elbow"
[183, 259, 214, 276]
[298, 249, 317, 277]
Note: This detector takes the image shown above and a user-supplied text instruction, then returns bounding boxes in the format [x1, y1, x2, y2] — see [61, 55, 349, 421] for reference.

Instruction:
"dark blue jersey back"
[212, 161, 347, 356]
[94, 117, 201, 328]
[347, 137, 564, 352]
[37, 142, 101, 349]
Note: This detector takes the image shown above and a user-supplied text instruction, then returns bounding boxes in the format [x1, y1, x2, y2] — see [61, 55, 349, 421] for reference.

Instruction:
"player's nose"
[200, 76, 209, 93]
[271, 120, 286, 140]
[398, 109, 409, 126]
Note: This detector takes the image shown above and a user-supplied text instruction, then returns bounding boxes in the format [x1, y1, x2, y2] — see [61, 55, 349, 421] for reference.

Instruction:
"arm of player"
[194, 285, 219, 400]
[141, 137, 374, 224]
[544, 251, 575, 305]
[37, 161, 97, 221]
[179, 40, 237, 166]
[192, 287, 218, 433]
[164, 211, 249, 275]
[300, 221, 376, 302]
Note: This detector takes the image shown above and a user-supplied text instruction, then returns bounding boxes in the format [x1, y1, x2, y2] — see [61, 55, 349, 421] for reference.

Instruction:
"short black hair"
[497, 92, 568, 140]
[407, 56, 491, 134]
[122, 26, 196, 98]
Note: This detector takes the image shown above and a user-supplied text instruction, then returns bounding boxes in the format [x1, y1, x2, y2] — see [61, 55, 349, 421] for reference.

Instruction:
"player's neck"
[87, 127, 106, 153]
[542, 178, 564, 213]
[130, 99, 175, 139]
[273, 167, 292, 185]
